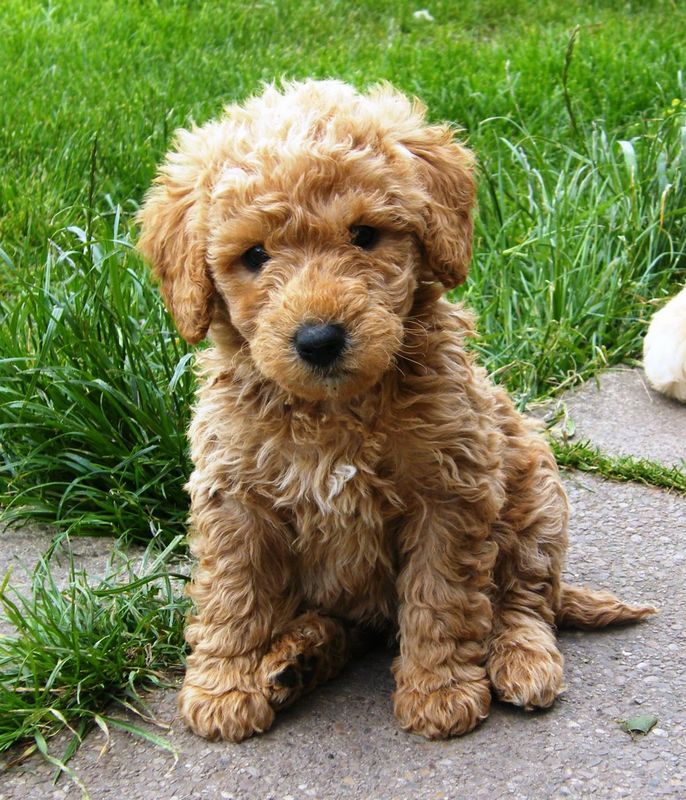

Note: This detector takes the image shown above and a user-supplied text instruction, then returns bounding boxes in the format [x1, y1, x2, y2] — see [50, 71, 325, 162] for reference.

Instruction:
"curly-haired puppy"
[138, 80, 655, 742]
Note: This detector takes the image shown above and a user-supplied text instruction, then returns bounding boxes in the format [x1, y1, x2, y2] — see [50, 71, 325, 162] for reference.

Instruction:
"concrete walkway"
[544, 367, 685, 468]
[2, 368, 685, 800]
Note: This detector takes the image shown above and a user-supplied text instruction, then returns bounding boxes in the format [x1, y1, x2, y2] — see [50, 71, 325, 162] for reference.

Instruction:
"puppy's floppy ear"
[137, 127, 216, 344]
[401, 124, 476, 289]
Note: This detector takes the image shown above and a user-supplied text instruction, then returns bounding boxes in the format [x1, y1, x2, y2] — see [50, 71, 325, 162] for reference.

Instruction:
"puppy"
[138, 80, 654, 742]
[643, 286, 686, 402]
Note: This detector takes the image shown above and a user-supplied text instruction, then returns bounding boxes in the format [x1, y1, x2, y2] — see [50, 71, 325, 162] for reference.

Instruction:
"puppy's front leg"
[178, 492, 299, 742]
[393, 504, 498, 739]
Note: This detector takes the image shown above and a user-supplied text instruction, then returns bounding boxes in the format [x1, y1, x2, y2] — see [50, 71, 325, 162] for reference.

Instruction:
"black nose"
[294, 323, 347, 368]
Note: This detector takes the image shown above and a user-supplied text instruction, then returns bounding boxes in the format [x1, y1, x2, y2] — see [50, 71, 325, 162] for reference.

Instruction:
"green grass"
[0, 535, 189, 780]
[0, 212, 193, 542]
[2, 0, 685, 268]
[552, 440, 686, 492]
[1, 0, 685, 774]
[465, 108, 686, 402]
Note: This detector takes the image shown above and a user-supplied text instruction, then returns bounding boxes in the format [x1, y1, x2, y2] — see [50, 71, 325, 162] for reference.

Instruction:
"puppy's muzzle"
[294, 323, 347, 369]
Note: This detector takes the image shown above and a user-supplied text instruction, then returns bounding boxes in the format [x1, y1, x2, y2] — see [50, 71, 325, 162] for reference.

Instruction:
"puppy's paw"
[260, 613, 349, 708]
[178, 684, 274, 742]
[263, 651, 320, 708]
[393, 678, 491, 739]
[488, 644, 564, 710]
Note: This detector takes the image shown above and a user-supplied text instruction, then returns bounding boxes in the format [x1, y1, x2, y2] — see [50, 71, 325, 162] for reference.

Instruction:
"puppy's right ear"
[137, 128, 215, 344]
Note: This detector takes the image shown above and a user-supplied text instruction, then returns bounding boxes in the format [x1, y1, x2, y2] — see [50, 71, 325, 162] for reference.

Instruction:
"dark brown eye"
[242, 245, 270, 272]
[350, 225, 379, 250]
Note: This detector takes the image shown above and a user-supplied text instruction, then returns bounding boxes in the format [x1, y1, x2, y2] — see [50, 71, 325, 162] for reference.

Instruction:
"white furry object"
[643, 286, 686, 402]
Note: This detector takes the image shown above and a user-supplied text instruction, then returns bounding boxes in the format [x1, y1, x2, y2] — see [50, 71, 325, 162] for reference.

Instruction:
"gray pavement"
[543, 367, 685, 469]
[0, 526, 118, 605]
[1, 368, 685, 800]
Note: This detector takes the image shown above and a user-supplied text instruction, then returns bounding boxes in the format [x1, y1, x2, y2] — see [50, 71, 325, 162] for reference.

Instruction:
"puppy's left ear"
[402, 125, 476, 289]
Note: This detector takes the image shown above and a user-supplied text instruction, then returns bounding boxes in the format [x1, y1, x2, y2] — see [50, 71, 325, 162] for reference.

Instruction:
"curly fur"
[138, 80, 655, 742]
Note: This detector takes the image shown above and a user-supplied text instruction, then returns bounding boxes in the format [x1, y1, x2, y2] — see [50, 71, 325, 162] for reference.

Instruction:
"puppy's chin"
[254, 356, 391, 404]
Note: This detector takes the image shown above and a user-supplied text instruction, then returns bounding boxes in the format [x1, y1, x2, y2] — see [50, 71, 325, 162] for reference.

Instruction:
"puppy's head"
[138, 80, 475, 401]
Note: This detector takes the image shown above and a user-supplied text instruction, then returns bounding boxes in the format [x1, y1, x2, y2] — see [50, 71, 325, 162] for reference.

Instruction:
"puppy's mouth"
[311, 365, 352, 383]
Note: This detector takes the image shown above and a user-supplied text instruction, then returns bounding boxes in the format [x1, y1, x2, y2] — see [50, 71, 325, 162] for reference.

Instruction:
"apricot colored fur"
[138, 80, 655, 742]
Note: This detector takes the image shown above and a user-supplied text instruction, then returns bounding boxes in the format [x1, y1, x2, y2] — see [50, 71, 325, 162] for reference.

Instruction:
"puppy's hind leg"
[260, 612, 351, 709]
[487, 437, 568, 710]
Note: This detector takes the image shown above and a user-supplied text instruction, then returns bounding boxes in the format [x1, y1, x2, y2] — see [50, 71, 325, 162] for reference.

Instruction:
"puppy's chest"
[254, 412, 404, 612]
[270, 413, 403, 526]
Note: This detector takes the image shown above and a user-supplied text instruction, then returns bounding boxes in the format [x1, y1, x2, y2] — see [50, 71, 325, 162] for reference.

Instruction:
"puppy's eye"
[350, 225, 379, 250]
[241, 245, 270, 273]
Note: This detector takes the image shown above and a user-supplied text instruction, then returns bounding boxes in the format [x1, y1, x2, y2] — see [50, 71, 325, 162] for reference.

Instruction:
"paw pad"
[273, 665, 299, 688]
